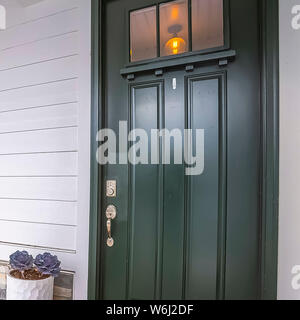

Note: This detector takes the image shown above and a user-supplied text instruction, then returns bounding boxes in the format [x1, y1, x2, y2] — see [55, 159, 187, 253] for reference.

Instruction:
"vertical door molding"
[88, 0, 102, 300]
[260, 0, 280, 300]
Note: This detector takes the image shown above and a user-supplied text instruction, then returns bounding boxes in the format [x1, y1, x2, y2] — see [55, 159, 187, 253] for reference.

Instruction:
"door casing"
[88, 0, 279, 300]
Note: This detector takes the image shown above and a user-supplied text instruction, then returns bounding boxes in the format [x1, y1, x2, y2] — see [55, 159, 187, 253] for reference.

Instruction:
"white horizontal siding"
[0, 199, 77, 226]
[0, 0, 91, 299]
[0, 78, 78, 112]
[3, 0, 79, 29]
[0, 152, 77, 176]
[0, 55, 78, 91]
[0, 221, 76, 250]
[0, 127, 78, 154]
[0, 177, 77, 201]
[0, 7, 79, 50]
[0, 32, 78, 71]
[0, 103, 78, 133]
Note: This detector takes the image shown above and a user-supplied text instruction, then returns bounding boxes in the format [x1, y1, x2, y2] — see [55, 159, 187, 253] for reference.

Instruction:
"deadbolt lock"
[106, 180, 117, 198]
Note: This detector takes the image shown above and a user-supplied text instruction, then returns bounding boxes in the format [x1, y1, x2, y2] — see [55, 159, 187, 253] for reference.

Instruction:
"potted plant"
[6, 251, 61, 300]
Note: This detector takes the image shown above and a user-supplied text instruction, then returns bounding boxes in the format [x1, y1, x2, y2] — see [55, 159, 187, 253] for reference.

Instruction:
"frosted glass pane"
[192, 0, 224, 51]
[160, 0, 189, 57]
[130, 6, 157, 62]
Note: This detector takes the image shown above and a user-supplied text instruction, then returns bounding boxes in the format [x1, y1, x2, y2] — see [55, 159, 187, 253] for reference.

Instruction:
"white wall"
[278, 0, 300, 300]
[0, 0, 91, 299]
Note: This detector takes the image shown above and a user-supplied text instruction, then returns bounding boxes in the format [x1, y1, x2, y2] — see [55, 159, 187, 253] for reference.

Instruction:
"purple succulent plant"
[34, 253, 61, 278]
[9, 251, 34, 271]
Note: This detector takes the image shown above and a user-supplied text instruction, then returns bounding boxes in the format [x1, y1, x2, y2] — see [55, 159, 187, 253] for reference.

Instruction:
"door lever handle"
[106, 205, 117, 247]
[107, 219, 112, 238]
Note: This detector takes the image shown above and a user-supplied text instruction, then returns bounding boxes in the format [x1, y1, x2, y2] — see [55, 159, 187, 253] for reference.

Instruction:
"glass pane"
[192, 0, 224, 51]
[160, 0, 189, 57]
[130, 6, 157, 62]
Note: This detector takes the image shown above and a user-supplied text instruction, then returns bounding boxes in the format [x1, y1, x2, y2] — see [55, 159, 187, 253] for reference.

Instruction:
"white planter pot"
[6, 272, 54, 300]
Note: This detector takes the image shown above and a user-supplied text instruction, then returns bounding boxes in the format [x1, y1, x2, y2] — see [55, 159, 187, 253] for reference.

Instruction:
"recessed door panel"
[128, 82, 164, 300]
[185, 75, 223, 300]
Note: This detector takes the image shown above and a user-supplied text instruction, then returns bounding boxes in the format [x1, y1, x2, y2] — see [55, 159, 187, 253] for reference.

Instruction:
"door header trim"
[120, 49, 236, 77]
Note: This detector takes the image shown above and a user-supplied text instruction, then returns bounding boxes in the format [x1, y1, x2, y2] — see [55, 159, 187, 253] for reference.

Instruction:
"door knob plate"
[106, 205, 117, 220]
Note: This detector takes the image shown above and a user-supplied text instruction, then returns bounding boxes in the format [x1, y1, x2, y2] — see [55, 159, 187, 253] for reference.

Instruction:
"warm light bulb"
[172, 40, 178, 54]
[165, 37, 186, 55]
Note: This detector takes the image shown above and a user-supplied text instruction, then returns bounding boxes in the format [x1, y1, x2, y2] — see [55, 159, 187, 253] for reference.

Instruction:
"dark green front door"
[100, 0, 261, 300]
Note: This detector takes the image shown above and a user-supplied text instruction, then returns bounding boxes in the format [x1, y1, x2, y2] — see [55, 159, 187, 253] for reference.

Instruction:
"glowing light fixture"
[165, 36, 186, 55]
[165, 24, 187, 55]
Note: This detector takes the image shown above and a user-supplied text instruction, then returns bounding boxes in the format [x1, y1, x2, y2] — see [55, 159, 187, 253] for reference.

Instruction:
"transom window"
[130, 0, 224, 62]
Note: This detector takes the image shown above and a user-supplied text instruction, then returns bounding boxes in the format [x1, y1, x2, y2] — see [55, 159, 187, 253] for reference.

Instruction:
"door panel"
[128, 82, 164, 300]
[185, 74, 223, 300]
[101, 0, 261, 300]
